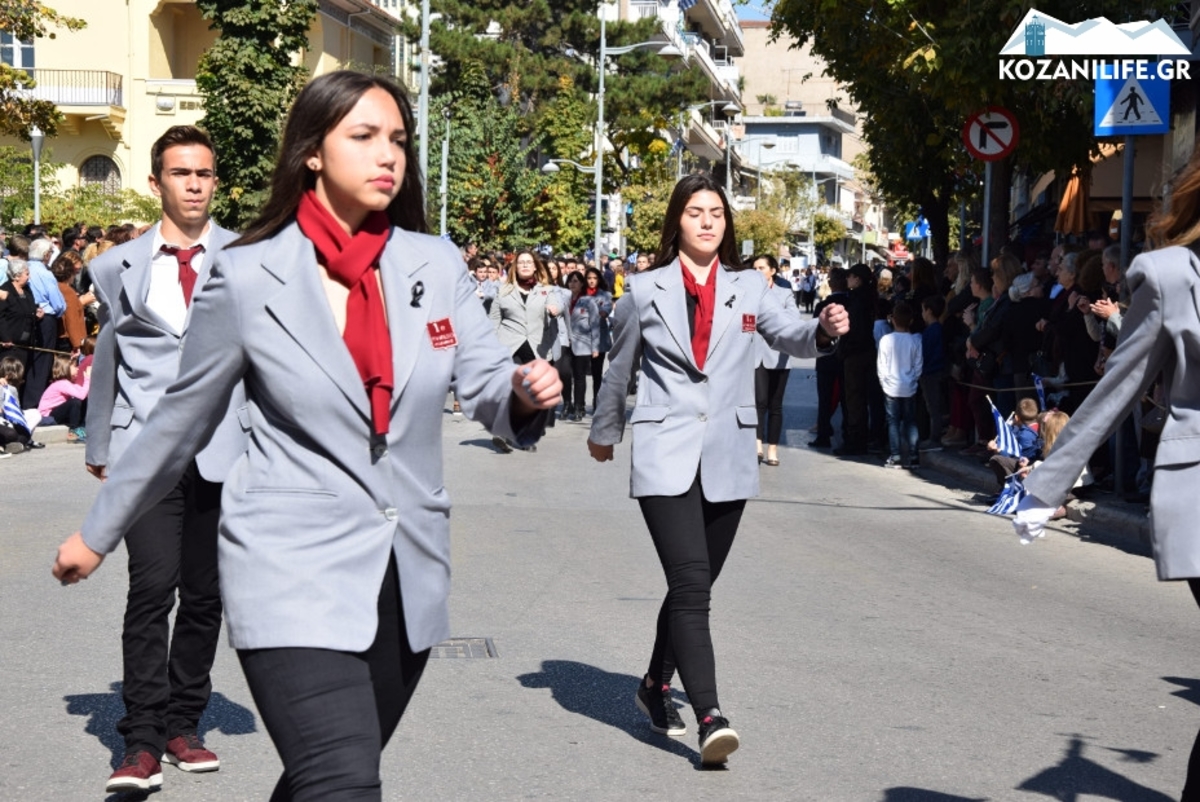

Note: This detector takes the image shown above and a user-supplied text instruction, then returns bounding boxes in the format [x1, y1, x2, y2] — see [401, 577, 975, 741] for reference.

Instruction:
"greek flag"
[2, 385, 29, 433]
[678, 0, 698, 10]
[987, 473, 1027, 516]
[989, 397, 1020, 458]
[668, 137, 686, 158]
[1031, 373, 1046, 411]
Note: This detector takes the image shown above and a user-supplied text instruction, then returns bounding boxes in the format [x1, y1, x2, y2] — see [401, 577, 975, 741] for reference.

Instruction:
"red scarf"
[680, 258, 717, 370]
[296, 190, 393, 435]
[517, 276, 537, 291]
[585, 286, 598, 296]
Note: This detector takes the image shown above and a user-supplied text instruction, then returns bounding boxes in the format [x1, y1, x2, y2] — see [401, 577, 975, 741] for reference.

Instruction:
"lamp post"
[593, 11, 680, 263]
[30, 125, 43, 225]
[417, 0, 431, 191]
[755, 141, 775, 205]
[439, 106, 451, 237]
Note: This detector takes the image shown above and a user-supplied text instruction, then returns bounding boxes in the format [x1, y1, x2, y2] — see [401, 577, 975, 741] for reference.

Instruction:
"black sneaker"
[697, 709, 739, 766]
[635, 678, 686, 736]
[491, 436, 513, 454]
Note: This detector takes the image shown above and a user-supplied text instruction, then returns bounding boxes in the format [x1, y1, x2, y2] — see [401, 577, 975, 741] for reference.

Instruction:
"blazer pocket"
[236, 405, 252, 432]
[111, 403, 135, 429]
[629, 405, 669, 424]
[244, 487, 339, 498]
[735, 405, 757, 427]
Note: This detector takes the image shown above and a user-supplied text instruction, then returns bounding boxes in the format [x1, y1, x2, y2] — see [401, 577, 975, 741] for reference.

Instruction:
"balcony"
[680, 31, 740, 101]
[20, 69, 125, 138]
[686, 0, 744, 57]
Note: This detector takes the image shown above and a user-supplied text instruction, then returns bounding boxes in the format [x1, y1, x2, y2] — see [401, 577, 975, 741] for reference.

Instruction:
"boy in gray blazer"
[83, 126, 246, 794]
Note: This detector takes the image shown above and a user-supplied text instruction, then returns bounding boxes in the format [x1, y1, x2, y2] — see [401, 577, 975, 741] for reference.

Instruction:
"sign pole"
[1113, 134, 1136, 497]
[982, 161, 992, 266]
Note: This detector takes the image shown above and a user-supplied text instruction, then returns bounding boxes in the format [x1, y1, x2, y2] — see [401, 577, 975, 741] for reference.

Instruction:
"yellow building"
[1, 0, 408, 201]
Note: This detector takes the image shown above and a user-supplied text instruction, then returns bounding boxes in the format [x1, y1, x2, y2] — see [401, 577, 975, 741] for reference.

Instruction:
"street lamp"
[684, 101, 741, 196]
[30, 125, 43, 225]
[591, 12, 681, 262]
[755, 141, 775, 204]
[417, 0, 431, 192]
[542, 158, 597, 176]
[439, 106, 451, 237]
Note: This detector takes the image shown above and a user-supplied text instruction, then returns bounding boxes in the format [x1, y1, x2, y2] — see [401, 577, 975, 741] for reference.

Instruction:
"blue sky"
[735, 3, 772, 22]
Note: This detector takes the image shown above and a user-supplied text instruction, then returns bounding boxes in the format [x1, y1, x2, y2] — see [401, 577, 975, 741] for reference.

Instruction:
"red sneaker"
[163, 734, 220, 772]
[106, 751, 163, 793]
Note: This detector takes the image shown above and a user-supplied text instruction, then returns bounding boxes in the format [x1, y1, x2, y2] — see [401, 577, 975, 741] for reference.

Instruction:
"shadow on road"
[879, 789, 987, 801]
[1015, 734, 1174, 801]
[516, 660, 702, 765]
[1164, 676, 1200, 708]
[63, 682, 257, 769]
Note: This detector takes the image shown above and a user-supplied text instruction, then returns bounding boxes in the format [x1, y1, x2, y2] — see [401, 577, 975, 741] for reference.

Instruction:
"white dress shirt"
[147, 223, 212, 334]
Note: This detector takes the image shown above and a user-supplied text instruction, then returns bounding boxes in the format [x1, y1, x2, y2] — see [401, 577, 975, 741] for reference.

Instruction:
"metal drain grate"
[429, 637, 499, 659]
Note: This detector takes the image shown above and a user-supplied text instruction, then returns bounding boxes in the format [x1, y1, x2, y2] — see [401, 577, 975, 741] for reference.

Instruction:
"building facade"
[1, 0, 405, 206]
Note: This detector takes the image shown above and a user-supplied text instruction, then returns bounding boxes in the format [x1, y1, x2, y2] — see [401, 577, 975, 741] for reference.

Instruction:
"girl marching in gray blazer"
[1014, 146, 1200, 801]
[54, 70, 561, 801]
[587, 174, 849, 766]
[750, 254, 801, 467]
[583, 266, 614, 411]
[564, 270, 602, 421]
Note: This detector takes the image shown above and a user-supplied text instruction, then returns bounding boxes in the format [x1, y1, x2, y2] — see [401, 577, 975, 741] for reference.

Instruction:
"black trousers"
[841, 352, 874, 451]
[22, 314, 58, 407]
[238, 556, 430, 802]
[815, 366, 841, 442]
[570, 353, 591, 412]
[45, 396, 85, 428]
[118, 461, 223, 755]
[1184, 579, 1200, 802]
[590, 353, 607, 407]
[557, 351, 574, 409]
[754, 366, 790, 446]
[639, 476, 745, 715]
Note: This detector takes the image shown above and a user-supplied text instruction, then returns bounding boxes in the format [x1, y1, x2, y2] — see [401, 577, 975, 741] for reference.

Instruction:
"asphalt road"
[2, 360, 1197, 801]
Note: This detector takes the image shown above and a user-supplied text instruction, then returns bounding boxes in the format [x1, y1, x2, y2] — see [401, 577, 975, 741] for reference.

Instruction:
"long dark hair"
[235, 71, 427, 246]
[583, 266, 609, 292]
[649, 173, 741, 271]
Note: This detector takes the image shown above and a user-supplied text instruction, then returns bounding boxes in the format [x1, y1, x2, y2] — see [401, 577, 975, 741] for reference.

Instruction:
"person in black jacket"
[835, 263, 878, 456]
[810, 267, 850, 448]
[0, 259, 40, 375]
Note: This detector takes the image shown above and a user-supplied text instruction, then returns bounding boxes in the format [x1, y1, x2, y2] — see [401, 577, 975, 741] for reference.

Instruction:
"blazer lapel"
[651, 264, 697, 370]
[706, 266, 742, 361]
[262, 223, 371, 422]
[120, 233, 178, 337]
[379, 229, 432, 412]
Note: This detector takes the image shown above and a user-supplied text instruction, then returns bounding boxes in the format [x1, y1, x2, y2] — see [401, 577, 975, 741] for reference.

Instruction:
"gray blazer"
[81, 222, 544, 653]
[488, 283, 562, 360]
[85, 223, 247, 481]
[1024, 247, 1200, 579]
[754, 283, 799, 370]
[566, 293, 603, 356]
[590, 264, 832, 502]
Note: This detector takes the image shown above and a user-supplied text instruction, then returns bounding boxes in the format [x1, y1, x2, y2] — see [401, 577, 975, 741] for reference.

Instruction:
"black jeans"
[639, 476, 745, 715]
[590, 352, 607, 407]
[754, 366, 790, 446]
[46, 396, 85, 428]
[814, 365, 841, 443]
[570, 353, 591, 412]
[239, 556, 431, 802]
[1184, 579, 1200, 802]
[118, 461, 222, 755]
[557, 351, 574, 409]
[841, 351, 874, 451]
[22, 314, 59, 407]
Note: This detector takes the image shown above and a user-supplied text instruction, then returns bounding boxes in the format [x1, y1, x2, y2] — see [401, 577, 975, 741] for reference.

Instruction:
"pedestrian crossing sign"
[1094, 71, 1169, 136]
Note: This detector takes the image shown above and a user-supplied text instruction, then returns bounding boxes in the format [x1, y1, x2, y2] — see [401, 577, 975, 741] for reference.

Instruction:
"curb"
[37, 425, 72, 445]
[919, 448, 1152, 550]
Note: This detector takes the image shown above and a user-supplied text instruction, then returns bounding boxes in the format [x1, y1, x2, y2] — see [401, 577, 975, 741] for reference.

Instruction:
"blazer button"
[383, 507, 398, 521]
[372, 445, 389, 459]
[698, 413, 707, 422]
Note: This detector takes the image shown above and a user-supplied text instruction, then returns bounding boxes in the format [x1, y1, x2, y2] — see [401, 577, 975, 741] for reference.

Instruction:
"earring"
[308, 160, 319, 170]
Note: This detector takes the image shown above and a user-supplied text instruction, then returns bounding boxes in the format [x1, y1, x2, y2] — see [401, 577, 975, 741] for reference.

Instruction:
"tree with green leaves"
[194, 0, 317, 229]
[771, 0, 1178, 266]
[0, 1, 85, 138]
[812, 213, 846, 253]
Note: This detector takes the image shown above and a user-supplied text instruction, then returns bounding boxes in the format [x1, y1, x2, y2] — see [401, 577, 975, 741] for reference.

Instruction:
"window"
[80, 156, 121, 194]
[0, 32, 34, 70]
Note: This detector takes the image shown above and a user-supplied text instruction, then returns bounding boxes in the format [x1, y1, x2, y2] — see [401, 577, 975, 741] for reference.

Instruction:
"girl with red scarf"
[586, 174, 848, 767]
[55, 71, 561, 800]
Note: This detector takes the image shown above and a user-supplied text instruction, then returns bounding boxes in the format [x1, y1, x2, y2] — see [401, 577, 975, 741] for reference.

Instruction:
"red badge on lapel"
[742, 314, 756, 332]
[427, 318, 458, 350]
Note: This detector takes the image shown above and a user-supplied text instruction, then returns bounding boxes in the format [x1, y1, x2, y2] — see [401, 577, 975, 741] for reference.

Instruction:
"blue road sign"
[1095, 67, 1170, 136]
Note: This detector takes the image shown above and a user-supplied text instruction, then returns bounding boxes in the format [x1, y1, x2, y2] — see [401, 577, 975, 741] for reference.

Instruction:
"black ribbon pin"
[725, 295, 736, 308]
[411, 281, 425, 308]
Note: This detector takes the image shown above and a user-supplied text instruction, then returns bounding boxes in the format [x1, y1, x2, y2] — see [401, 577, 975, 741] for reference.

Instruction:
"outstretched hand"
[53, 532, 104, 585]
[511, 359, 562, 415]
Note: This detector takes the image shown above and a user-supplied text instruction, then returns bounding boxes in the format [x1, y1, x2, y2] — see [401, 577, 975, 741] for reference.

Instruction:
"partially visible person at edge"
[749, 253, 800, 467]
[1013, 144, 1200, 802]
[69, 124, 247, 796]
[488, 248, 562, 452]
[586, 173, 849, 767]
[54, 71, 561, 802]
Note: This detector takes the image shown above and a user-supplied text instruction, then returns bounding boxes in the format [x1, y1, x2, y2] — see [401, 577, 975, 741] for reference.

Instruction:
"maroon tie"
[161, 244, 205, 306]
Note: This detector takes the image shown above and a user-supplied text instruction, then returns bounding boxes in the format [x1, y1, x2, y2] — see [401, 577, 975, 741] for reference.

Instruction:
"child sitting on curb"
[985, 397, 1041, 493]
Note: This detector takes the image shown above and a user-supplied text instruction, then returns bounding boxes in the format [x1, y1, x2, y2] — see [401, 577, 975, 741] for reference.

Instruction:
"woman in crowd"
[489, 249, 562, 451]
[1014, 144, 1200, 802]
[587, 173, 848, 766]
[942, 250, 978, 447]
[0, 259, 39, 375]
[51, 250, 93, 352]
[53, 70, 560, 802]
[750, 254, 799, 466]
[582, 266, 613, 411]
[837, 263, 878, 456]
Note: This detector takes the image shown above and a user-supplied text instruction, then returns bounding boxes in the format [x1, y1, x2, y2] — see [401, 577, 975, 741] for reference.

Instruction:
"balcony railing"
[19, 69, 124, 108]
[631, 0, 660, 21]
